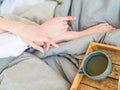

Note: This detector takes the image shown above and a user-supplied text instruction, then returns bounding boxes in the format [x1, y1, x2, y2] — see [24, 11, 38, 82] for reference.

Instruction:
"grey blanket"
[34, 0, 120, 83]
[0, 0, 120, 86]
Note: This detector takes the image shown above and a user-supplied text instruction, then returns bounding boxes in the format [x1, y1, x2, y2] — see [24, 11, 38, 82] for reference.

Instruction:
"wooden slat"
[109, 64, 120, 79]
[94, 46, 120, 65]
[71, 42, 120, 90]
[81, 76, 118, 90]
[78, 83, 99, 90]
[70, 42, 93, 90]
[70, 74, 84, 90]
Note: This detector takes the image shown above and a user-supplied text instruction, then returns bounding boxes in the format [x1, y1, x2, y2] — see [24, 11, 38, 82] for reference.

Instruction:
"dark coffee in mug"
[86, 55, 108, 76]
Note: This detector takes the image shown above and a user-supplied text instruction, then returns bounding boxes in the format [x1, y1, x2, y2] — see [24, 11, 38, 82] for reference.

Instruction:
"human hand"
[17, 25, 58, 52]
[53, 23, 117, 43]
[40, 16, 76, 39]
[86, 23, 116, 34]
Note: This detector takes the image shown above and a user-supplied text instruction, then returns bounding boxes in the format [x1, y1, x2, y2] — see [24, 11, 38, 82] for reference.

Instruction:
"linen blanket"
[0, 0, 120, 90]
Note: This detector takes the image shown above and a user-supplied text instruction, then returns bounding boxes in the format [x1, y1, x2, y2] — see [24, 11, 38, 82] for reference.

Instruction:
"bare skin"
[0, 29, 5, 34]
[0, 18, 115, 45]
[40, 16, 76, 39]
[0, 18, 116, 49]
[0, 16, 75, 52]
[0, 19, 57, 52]
[53, 23, 116, 43]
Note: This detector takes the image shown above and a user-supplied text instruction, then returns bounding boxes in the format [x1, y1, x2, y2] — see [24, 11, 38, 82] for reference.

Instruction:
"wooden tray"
[70, 42, 120, 90]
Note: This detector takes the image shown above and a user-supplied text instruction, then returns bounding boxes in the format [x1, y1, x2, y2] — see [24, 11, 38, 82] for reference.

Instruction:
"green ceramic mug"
[78, 51, 112, 80]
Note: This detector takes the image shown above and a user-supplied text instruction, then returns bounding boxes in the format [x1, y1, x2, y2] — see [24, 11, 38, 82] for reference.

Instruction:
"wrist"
[14, 24, 35, 35]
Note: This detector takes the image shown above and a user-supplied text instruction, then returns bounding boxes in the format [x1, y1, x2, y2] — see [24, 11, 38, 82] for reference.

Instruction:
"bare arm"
[0, 16, 75, 51]
[54, 23, 116, 43]
[0, 17, 58, 52]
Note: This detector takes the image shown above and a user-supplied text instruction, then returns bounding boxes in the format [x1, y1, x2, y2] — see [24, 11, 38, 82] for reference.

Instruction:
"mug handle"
[78, 69, 84, 75]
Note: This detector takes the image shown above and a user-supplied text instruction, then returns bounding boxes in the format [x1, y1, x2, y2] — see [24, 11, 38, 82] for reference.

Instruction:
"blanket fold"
[0, 0, 120, 84]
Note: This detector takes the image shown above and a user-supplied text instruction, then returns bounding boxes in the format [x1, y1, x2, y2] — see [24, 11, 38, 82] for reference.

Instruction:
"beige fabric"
[13, 1, 58, 24]
[0, 52, 70, 90]
[1, 0, 120, 89]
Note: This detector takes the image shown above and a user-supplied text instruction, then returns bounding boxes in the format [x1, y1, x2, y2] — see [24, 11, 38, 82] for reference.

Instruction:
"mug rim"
[82, 51, 111, 79]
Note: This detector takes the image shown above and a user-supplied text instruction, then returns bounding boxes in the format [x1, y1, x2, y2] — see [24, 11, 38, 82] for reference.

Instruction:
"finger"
[59, 16, 76, 21]
[30, 42, 44, 53]
[36, 41, 44, 46]
[43, 38, 58, 48]
[108, 25, 116, 30]
[43, 42, 50, 51]
[104, 23, 109, 25]
[64, 24, 69, 29]
[36, 36, 59, 48]
[62, 21, 68, 25]
[43, 42, 47, 50]
[109, 29, 116, 32]
[46, 43, 50, 51]
[49, 39, 59, 48]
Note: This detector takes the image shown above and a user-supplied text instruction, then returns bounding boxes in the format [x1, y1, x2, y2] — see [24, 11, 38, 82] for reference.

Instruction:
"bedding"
[0, 0, 58, 58]
[0, 0, 120, 90]
[0, 0, 46, 58]
[0, 0, 44, 14]
[0, 32, 28, 58]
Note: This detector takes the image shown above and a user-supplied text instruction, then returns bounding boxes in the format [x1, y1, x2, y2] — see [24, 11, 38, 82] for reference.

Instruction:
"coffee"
[86, 55, 108, 76]
[78, 51, 111, 80]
